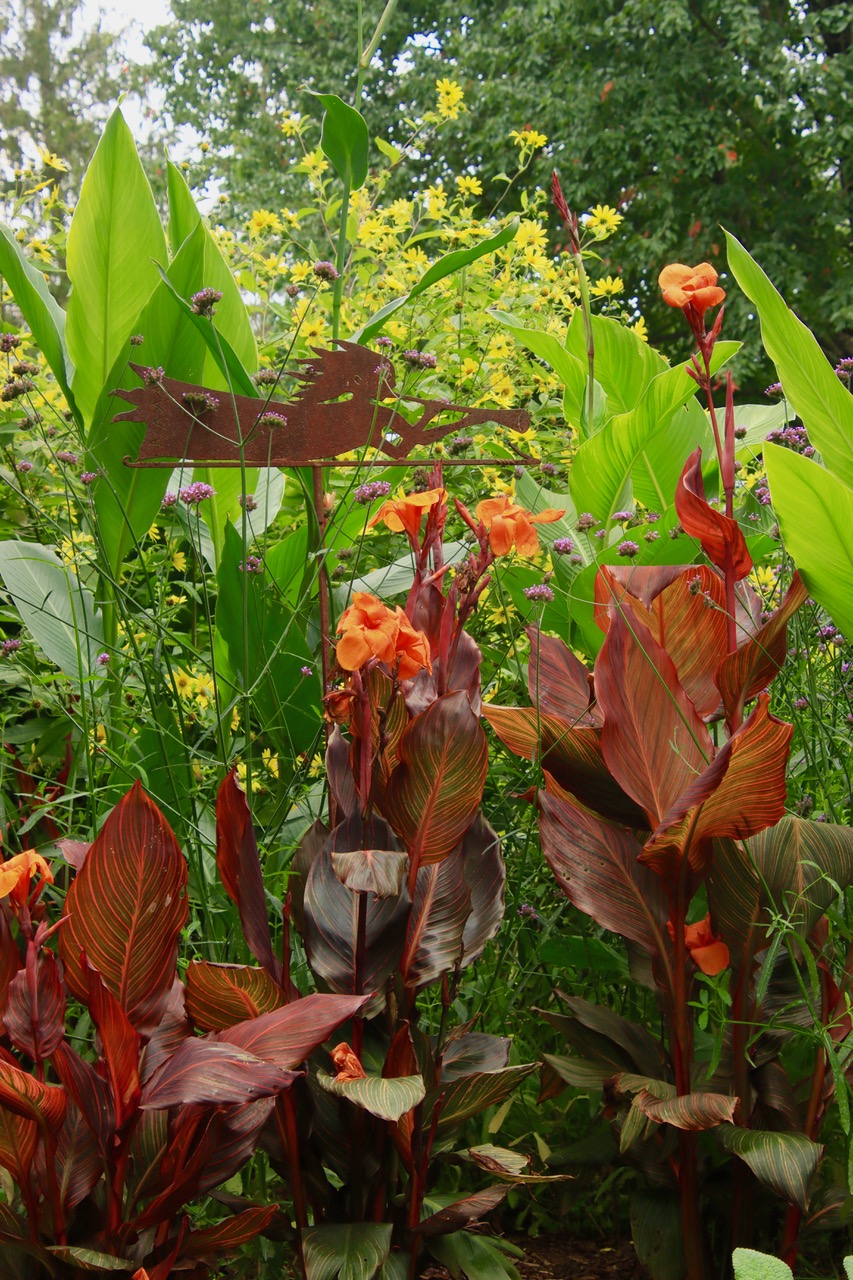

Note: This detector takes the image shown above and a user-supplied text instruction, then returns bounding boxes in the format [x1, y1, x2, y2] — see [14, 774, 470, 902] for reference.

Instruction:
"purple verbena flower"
[255, 411, 288, 430]
[552, 537, 575, 554]
[141, 366, 165, 386]
[0, 333, 21, 353]
[182, 390, 219, 414]
[161, 491, 178, 509]
[179, 482, 216, 505]
[576, 512, 598, 531]
[56, 451, 78, 464]
[764, 382, 783, 399]
[240, 555, 263, 573]
[354, 480, 392, 504]
[617, 540, 640, 558]
[190, 287, 223, 317]
[2, 638, 22, 655]
[239, 493, 258, 512]
[524, 583, 555, 602]
[130, 333, 144, 347]
[15, 460, 33, 473]
[402, 349, 437, 370]
[539, 462, 559, 477]
[793, 697, 809, 710]
[300, 665, 313, 676]
[613, 509, 634, 522]
[376, 336, 393, 349]
[80, 471, 98, 485]
[96, 652, 110, 666]
[313, 260, 340, 282]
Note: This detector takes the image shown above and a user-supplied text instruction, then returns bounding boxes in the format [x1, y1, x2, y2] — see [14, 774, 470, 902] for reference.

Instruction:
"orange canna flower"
[337, 593, 399, 671]
[0, 849, 53, 907]
[668, 913, 729, 976]
[369, 488, 445, 539]
[393, 608, 433, 679]
[331, 1042, 367, 1082]
[658, 262, 726, 316]
[336, 592, 432, 678]
[476, 496, 565, 557]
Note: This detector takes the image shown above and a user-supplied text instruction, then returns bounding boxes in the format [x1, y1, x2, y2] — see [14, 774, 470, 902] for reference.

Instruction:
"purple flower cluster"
[56, 451, 78, 464]
[300, 665, 313, 676]
[190, 287, 223, 317]
[517, 903, 541, 923]
[539, 462, 559, 477]
[179, 482, 216, 505]
[255, 411, 288, 430]
[764, 382, 784, 399]
[645, 530, 660, 543]
[754, 482, 772, 506]
[313, 260, 340, 282]
[766, 424, 813, 456]
[141, 366, 165, 386]
[238, 493, 258, 512]
[80, 471, 98, 486]
[447, 434, 473, 456]
[524, 583, 555, 602]
[793, 697, 809, 710]
[240, 555, 263, 573]
[552, 537, 575, 555]
[576, 512, 598, 532]
[2, 638, 21, 655]
[161, 491, 178, 509]
[613, 509, 634, 523]
[2, 377, 34, 401]
[15, 460, 33, 474]
[354, 480, 391, 504]
[402, 349, 437, 370]
[253, 369, 280, 387]
[375, 336, 393, 349]
[0, 333, 21, 353]
[646, 511, 661, 523]
[617, 540, 640, 558]
[182, 391, 220, 414]
[130, 334, 145, 347]
[96, 652, 110, 667]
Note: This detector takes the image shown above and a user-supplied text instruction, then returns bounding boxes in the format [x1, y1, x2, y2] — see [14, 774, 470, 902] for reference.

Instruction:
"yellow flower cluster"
[436, 79, 465, 120]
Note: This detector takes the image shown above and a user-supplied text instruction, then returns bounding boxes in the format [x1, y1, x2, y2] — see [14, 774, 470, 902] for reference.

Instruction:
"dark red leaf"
[402, 848, 470, 987]
[539, 781, 670, 964]
[459, 814, 505, 966]
[141, 977, 191, 1084]
[633, 1088, 738, 1130]
[675, 446, 752, 579]
[140, 1038, 298, 1108]
[0, 913, 20, 1036]
[4, 946, 65, 1061]
[326, 726, 357, 818]
[84, 959, 141, 1129]
[441, 1033, 511, 1080]
[302, 839, 410, 996]
[52, 1101, 102, 1212]
[648, 568, 729, 719]
[56, 839, 90, 870]
[185, 962, 285, 1032]
[59, 780, 188, 1036]
[716, 572, 808, 724]
[415, 1185, 509, 1235]
[595, 598, 713, 826]
[0, 1059, 66, 1187]
[641, 694, 792, 882]
[483, 704, 647, 827]
[216, 771, 280, 983]
[382, 691, 488, 866]
[527, 627, 600, 725]
[51, 1042, 116, 1158]
[181, 1204, 280, 1258]
[216, 992, 369, 1067]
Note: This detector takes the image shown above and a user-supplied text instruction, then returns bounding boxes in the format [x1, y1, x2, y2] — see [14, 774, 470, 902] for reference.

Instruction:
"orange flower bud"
[658, 262, 726, 316]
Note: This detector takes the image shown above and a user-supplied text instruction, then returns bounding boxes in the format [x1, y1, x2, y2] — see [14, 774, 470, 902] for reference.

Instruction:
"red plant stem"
[276, 1093, 308, 1277]
[352, 891, 368, 1062]
[779, 964, 832, 1268]
[729, 965, 754, 1248]
[669, 832, 707, 1280]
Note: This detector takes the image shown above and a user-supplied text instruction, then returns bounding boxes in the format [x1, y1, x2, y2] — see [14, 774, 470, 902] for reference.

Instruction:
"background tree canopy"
[144, 0, 853, 391]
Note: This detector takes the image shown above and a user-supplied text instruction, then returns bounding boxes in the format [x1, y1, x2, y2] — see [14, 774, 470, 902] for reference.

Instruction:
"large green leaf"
[0, 540, 103, 678]
[763, 444, 853, 639]
[718, 1125, 822, 1211]
[303, 1224, 392, 1280]
[489, 310, 587, 430]
[382, 691, 488, 867]
[353, 221, 519, 345]
[564, 310, 667, 419]
[0, 223, 76, 415]
[317, 1071, 425, 1122]
[428, 1233, 522, 1280]
[748, 815, 853, 937]
[725, 231, 853, 488]
[310, 93, 370, 192]
[569, 342, 738, 524]
[630, 1190, 684, 1280]
[429, 1065, 535, 1136]
[67, 108, 168, 427]
[58, 780, 188, 1037]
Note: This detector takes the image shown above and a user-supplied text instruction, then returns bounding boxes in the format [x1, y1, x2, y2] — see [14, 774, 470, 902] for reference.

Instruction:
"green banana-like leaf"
[764, 443, 853, 639]
[725, 230, 853, 489]
[0, 223, 77, 419]
[718, 1125, 822, 1211]
[67, 108, 167, 428]
[317, 1072, 425, 1122]
[310, 93, 370, 192]
[0, 540, 103, 679]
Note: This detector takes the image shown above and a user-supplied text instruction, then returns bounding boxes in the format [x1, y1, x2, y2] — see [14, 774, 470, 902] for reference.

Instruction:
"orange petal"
[488, 514, 516, 557]
[658, 263, 693, 290]
[690, 940, 730, 976]
[476, 496, 512, 526]
[529, 507, 566, 525]
[336, 630, 372, 671]
[513, 514, 542, 557]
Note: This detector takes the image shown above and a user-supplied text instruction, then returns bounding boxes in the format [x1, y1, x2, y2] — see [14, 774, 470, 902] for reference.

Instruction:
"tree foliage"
[146, 0, 853, 386]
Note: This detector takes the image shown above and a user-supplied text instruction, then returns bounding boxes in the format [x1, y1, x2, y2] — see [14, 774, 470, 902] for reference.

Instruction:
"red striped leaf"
[0, 1058, 66, 1186]
[4, 947, 65, 1061]
[182, 1204, 280, 1258]
[483, 704, 646, 827]
[675, 446, 752, 579]
[331, 849, 409, 899]
[402, 848, 471, 987]
[527, 627, 600, 725]
[59, 780, 188, 1036]
[416, 1185, 509, 1236]
[216, 992, 369, 1068]
[382, 691, 488, 866]
[641, 694, 792, 882]
[749, 815, 853, 937]
[595, 597, 713, 826]
[459, 814, 505, 967]
[633, 1089, 738, 1131]
[539, 781, 670, 964]
[0, 914, 20, 1035]
[83, 959, 141, 1129]
[140, 977, 191, 1084]
[53, 1102, 102, 1212]
[52, 1042, 116, 1158]
[140, 1038, 298, 1107]
[716, 572, 808, 724]
[216, 771, 280, 983]
[185, 961, 285, 1032]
